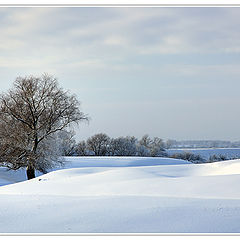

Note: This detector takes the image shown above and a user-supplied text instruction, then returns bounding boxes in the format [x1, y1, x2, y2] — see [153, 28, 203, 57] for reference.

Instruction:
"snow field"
[1, 156, 240, 233]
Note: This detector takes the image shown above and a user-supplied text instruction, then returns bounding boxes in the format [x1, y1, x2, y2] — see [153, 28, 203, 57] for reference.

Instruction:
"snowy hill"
[1, 157, 240, 233]
[0, 157, 190, 185]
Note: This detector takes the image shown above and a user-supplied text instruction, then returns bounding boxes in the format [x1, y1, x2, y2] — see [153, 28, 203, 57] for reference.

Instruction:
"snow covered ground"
[1, 156, 240, 233]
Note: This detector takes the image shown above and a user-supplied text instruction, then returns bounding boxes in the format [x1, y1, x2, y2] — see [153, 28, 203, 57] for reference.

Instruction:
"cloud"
[1, 7, 240, 80]
[103, 35, 128, 46]
[156, 63, 240, 78]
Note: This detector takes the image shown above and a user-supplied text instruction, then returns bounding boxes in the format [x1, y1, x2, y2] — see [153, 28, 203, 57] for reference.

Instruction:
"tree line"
[62, 133, 168, 157]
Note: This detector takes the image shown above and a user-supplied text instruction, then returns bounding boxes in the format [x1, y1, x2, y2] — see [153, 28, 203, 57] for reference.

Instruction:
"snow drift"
[1, 156, 240, 233]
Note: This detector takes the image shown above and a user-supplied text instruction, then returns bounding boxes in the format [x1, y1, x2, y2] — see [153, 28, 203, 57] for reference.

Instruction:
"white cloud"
[1, 7, 240, 79]
[103, 35, 128, 46]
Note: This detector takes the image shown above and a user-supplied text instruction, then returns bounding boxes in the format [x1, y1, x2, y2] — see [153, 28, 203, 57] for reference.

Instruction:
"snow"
[1, 156, 240, 233]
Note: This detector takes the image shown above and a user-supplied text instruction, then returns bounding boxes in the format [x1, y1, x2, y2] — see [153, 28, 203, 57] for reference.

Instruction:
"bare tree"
[139, 134, 152, 149]
[0, 74, 88, 179]
[75, 140, 88, 156]
[86, 133, 110, 156]
[137, 134, 166, 157]
[109, 136, 137, 156]
[56, 130, 76, 156]
[149, 137, 166, 157]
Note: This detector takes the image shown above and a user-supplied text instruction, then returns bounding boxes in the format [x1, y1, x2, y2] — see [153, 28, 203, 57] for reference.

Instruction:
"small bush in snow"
[207, 154, 240, 163]
[170, 152, 205, 163]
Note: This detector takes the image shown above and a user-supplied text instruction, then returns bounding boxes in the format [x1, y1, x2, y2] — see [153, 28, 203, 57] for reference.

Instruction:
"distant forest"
[167, 140, 240, 149]
[61, 132, 240, 158]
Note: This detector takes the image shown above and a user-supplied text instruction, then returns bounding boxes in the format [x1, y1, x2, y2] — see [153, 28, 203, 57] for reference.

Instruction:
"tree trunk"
[26, 165, 35, 180]
[26, 135, 38, 180]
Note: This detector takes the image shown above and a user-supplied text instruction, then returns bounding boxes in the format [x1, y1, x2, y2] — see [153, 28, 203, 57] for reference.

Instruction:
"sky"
[0, 7, 240, 141]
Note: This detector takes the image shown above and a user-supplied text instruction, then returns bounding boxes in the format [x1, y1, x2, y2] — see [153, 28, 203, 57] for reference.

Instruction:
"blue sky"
[1, 7, 240, 141]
